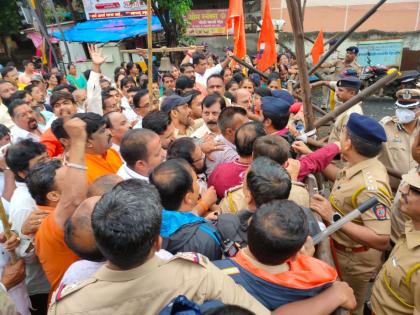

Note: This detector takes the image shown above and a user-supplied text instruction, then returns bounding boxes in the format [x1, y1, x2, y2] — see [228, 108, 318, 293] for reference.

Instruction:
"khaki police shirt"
[378, 117, 419, 190]
[324, 59, 362, 79]
[330, 158, 392, 247]
[219, 182, 310, 214]
[48, 253, 270, 315]
[328, 102, 364, 143]
[371, 220, 420, 315]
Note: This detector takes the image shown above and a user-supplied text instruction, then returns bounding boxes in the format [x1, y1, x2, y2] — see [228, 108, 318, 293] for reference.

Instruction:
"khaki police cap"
[402, 168, 420, 189]
[395, 89, 420, 108]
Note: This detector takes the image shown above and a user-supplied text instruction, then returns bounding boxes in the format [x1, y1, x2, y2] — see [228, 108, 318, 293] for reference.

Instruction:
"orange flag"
[311, 30, 325, 65]
[257, 0, 276, 71]
[226, 0, 247, 59]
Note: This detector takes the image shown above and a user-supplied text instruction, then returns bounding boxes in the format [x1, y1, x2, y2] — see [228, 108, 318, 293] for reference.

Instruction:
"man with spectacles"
[8, 99, 42, 143]
[379, 88, 420, 191]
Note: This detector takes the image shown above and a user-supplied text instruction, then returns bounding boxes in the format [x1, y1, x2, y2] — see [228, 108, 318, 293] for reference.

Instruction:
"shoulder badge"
[50, 278, 97, 304]
[363, 170, 378, 192]
[220, 266, 240, 276]
[292, 181, 306, 188]
[380, 116, 395, 126]
[226, 184, 243, 193]
[372, 204, 388, 221]
[170, 252, 209, 267]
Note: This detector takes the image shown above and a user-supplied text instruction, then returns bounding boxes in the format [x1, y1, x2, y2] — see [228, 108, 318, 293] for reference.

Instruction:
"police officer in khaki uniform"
[311, 113, 393, 315]
[379, 89, 420, 191]
[371, 168, 420, 315]
[328, 77, 364, 143]
[49, 180, 270, 315]
[321, 46, 362, 80]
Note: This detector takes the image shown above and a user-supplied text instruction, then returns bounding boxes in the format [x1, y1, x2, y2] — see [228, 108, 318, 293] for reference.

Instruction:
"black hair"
[263, 111, 290, 131]
[92, 179, 162, 269]
[192, 52, 206, 66]
[232, 72, 245, 84]
[126, 61, 136, 73]
[53, 84, 76, 93]
[149, 158, 193, 210]
[224, 91, 237, 104]
[167, 137, 196, 165]
[127, 86, 141, 94]
[348, 129, 382, 158]
[5, 139, 46, 182]
[132, 89, 149, 109]
[121, 77, 136, 88]
[202, 93, 225, 110]
[248, 200, 309, 265]
[234, 121, 266, 157]
[142, 111, 172, 136]
[207, 74, 224, 85]
[24, 84, 37, 94]
[182, 89, 202, 106]
[22, 59, 32, 67]
[83, 69, 91, 80]
[0, 124, 10, 138]
[1, 66, 15, 78]
[8, 99, 28, 117]
[50, 91, 75, 109]
[180, 63, 194, 73]
[67, 63, 75, 71]
[246, 157, 291, 207]
[162, 73, 175, 81]
[26, 159, 61, 206]
[253, 134, 290, 165]
[51, 117, 67, 140]
[226, 80, 239, 92]
[217, 106, 247, 134]
[175, 75, 194, 92]
[7, 90, 30, 107]
[72, 112, 106, 138]
[120, 128, 157, 168]
[203, 305, 255, 315]
[255, 87, 272, 97]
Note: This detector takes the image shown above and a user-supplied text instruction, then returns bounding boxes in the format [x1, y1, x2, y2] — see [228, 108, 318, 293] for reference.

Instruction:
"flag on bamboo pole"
[311, 30, 324, 65]
[257, 0, 276, 71]
[226, 0, 247, 59]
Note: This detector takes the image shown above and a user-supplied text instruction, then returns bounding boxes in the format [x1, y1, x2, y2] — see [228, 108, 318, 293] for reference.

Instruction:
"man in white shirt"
[8, 100, 42, 143]
[0, 80, 16, 129]
[119, 78, 138, 124]
[132, 89, 151, 129]
[191, 52, 232, 87]
[117, 129, 165, 181]
[104, 111, 131, 154]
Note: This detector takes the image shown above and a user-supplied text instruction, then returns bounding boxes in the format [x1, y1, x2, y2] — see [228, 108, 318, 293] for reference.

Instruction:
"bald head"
[236, 88, 252, 110]
[87, 174, 123, 197]
[64, 196, 104, 261]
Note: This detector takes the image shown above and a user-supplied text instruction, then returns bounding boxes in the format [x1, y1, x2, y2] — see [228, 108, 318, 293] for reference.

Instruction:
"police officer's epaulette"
[362, 169, 379, 192]
[50, 278, 97, 305]
[169, 252, 209, 267]
[380, 116, 395, 125]
[226, 184, 243, 193]
[292, 181, 306, 188]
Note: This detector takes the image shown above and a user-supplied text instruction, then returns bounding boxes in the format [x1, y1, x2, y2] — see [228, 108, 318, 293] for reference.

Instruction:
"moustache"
[207, 121, 217, 125]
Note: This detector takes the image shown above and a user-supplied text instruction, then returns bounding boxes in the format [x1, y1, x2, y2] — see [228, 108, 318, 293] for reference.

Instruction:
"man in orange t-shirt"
[40, 91, 79, 157]
[30, 117, 89, 297]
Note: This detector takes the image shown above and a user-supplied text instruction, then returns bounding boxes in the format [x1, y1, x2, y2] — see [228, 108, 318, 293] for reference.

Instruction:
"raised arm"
[86, 44, 105, 115]
[53, 118, 88, 228]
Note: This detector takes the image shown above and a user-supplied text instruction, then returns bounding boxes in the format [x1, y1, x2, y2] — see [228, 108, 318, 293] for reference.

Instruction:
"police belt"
[333, 240, 369, 253]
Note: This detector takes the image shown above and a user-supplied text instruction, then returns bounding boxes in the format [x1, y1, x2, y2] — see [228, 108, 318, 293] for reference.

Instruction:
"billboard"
[186, 9, 229, 37]
[82, 0, 147, 20]
[357, 39, 403, 67]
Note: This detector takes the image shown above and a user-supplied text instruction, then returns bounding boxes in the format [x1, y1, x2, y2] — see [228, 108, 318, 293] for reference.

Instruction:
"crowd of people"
[0, 41, 418, 315]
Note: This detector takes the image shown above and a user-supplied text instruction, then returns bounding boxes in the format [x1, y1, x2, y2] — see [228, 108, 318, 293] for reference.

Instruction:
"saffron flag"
[311, 30, 324, 65]
[226, 0, 247, 59]
[257, 0, 276, 71]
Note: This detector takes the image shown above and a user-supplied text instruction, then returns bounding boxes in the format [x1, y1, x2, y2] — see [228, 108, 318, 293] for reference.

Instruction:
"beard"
[28, 119, 38, 130]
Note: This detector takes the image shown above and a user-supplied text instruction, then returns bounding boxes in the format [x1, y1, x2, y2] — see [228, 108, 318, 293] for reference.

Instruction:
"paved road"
[361, 96, 395, 121]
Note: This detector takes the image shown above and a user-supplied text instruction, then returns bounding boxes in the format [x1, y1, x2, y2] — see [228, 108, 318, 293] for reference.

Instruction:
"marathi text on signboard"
[357, 39, 403, 67]
[186, 9, 229, 37]
[82, 0, 147, 20]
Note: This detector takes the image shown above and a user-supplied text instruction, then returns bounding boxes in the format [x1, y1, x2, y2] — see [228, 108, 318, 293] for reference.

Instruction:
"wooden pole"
[314, 70, 399, 128]
[0, 199, 17, 264]
[147, 0, 153, 99]
[286, 0, 315, 131]
[230, 55, 269, 79]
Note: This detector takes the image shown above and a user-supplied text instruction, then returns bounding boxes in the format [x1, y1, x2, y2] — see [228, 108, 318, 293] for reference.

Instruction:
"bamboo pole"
[0, 199, 17, 264]
[121, 46, 205, 54]
[230, 55, 269, 79]
[147, 0, 153, 99]
[286, 0, 315, 131]
[314, 71, 399, 128]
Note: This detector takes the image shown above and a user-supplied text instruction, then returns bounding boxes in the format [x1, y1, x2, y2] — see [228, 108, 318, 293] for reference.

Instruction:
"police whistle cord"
[312, 197, 379, 246]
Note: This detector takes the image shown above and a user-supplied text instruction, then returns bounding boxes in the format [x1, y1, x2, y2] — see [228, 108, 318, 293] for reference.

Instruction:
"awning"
[51, 16, 162, 43]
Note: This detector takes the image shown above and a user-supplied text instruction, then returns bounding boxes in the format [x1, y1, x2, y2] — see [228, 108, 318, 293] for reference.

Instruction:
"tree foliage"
[0, 1, 23, 36]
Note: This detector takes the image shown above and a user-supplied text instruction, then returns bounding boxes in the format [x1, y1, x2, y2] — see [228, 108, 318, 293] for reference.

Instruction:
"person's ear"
[86, 138, 94, 149]
[17, 171, 27, 180]
[243, 183, 256, 210]
[47, 190, 61, 203]
[184, 191, 195, 206]
[262, 117, 271, 128]
[155, 235, 162, 251]
[134, 160, 147, 173]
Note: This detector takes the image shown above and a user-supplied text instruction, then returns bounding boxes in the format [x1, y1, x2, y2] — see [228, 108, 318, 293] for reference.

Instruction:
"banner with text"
[82, 0, 147, 20]
[186, 9, 230, 37]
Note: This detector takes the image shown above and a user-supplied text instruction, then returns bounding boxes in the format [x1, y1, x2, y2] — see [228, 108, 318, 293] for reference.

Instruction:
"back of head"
[51, 117, 67, 140]
[120, 128, 157, 168]
[248, 200, 309, 265]
[26, 159, 61, 206]
[92, 179, 162, 269]
[234, 121, 266, 157]
[87, 174, 123, 197]
[176, 75, 194, 91]
[217, 106, 247, 135]
[132, 89, 148, 108]
[149, 158, 192, 210]
[0, 124, 10, 139]
[72, 112, 106, 138]
[167, 137, 196, 165]
[252, 134, 290, 165]
[142, 110, 172, 135]
[246, 157, 291, 207]
[6, 139, 46, 182]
